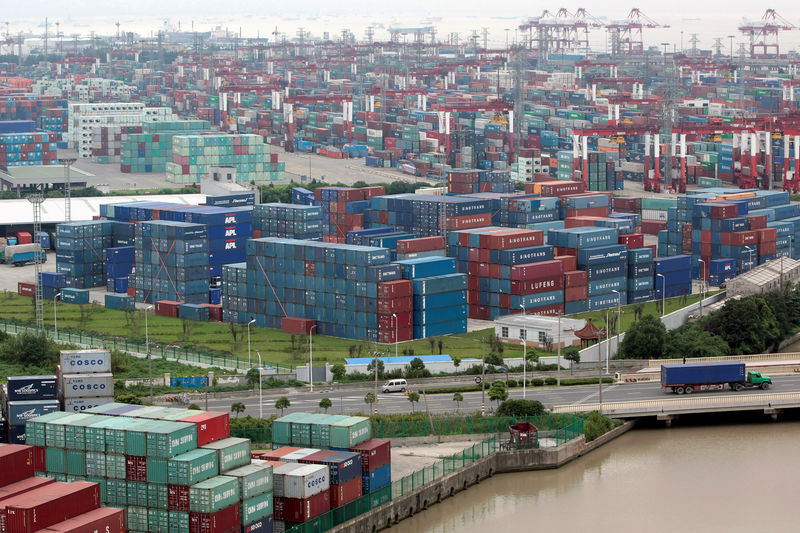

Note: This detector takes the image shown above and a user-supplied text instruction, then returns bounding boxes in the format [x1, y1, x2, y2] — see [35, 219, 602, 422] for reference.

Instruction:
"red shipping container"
[125, 455, 147, 481]
[554, 255, 577, 272]
[17, 283, 35, 297]
[179, 412, 230, 446]
[297, 450, 338, 465]
[15, 233, 31, 245]
[377, 327, 413, 344]
[709, 203, 738, 219]
[510, 260, 564, 281]
[745, 215, 767, 230]
[376, 298, 412, 314]
[41, 507, 125, 533]
[0, 445, 34, 486]
[565, 286, 588, 302]
[564, 207, 610, 218]
[274, 491, 330, 523]
[377, 280, 412, 299]
[446, 213, 492, 230]
[168, 485, 190, 511]
[756, 228, 778, 243]
[563, 270, 588, 288]
[641, 221, 667, 234]
[760, 242, 777, 255]
[155, 300, 180, 318]
[200, 304, 223, 322]
[377, 312, 412, 330]
[329, 476, 362, 508]
[509, 276, 564, 295]
[482, 230, 544, 250]
[4, 481, 101, 533]
[721, 231, 757, 246]
[396, 236, 446, 254]
[0, 477, 54, 501]
[281, 317, 316, 335]
[618, 234, 644, 249]
[350, 439, 391, 472]
[260, 447, 301, 461]
[189, 503, 240, 533]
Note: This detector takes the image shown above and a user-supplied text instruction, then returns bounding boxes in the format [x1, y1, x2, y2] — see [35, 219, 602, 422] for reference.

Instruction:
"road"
[197, 374, 800, 418]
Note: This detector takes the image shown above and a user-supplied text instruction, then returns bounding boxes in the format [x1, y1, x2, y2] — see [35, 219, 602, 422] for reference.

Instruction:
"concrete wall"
[579, 291, 727, 363]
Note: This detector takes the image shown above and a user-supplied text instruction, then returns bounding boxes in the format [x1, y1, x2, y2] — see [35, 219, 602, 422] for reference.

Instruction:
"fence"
[281, 437, 497, 533]
[0, 317, 295, 374]
[231, 415, 585, 447]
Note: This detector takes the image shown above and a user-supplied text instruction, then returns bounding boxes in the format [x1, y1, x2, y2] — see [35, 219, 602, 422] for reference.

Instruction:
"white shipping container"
[60, 373, 114, 398]
[60, 350, 112, 374]
[272, 463, 305, 498]
[63, 396, 115, 413]
[282, 464, 329, 499]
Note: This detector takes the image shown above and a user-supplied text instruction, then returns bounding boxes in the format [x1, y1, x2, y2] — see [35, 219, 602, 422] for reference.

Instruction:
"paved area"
[391, 441, 479, 479]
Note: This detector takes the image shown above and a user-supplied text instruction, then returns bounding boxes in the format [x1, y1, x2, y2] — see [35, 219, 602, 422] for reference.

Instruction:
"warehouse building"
[725, 257, 800, 297]
[493, 315, 585, 350]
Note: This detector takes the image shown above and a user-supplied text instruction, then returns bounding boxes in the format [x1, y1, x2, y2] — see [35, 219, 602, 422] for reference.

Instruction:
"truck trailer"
[661, 362, 772, 394]
[1, 244, 47, 266]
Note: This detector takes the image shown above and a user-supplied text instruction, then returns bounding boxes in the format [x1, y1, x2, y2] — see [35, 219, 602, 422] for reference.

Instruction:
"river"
[393, 414, 800, 533]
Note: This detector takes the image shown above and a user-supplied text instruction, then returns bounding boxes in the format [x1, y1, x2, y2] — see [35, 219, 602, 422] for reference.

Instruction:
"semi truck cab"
[738, 371, 771, 391]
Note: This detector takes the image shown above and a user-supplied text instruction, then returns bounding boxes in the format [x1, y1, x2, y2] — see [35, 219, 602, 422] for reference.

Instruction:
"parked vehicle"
[2, 244, 47, 266]
[382, 379, 407, 393]
[661, 362, 772, 394]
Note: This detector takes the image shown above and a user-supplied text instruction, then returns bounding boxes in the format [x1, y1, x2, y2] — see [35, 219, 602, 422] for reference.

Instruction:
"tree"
[319, 397, 332, 413]
[364, 392, 377, 412]
[407, 391, 420, 412]
[331, 363, 347, 381]
[496, 399, 545, 417]
[230, 402, 246, 418]
[0, 332, 60, 367]
[584, 411, 614, 442]
[453, 392, 463, 410]
[404, 357, 430, 379]
[705, 296, 780, 354]
[428, 338, 436, 354]
[488, 380, 508, 406]
[619, 314, 666, 360]
[275, 396, 290, 416]
[563, 346, 580, 373]
[188, 403, 201, 410]
[452, 356, 461, 371]
[484, 352, 504, 367]
[229, 322, 242, 349]
[246, 368, 261, 387]
[437, 339, 443, 355]
[366, 358, 385, 379]
[664, 323, 730, 359]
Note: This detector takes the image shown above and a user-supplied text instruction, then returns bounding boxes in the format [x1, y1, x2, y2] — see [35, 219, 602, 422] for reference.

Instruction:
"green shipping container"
[25, 412, 73, 446]
[224, 464, 273, 499]
[201, 438, 250, 473]
[108, 417, 151, 454]
[126, 420, 162, 456]
[272, 412, 311, 445]
[127, 506, 149, 531]
[127, 481, 149, 506]
[309, 414, 348, 448]
[148, 483, 169, 509]
[188, 475, 240, 513]
[148, 508, 170, 533]
[330, 416, 371, 448]
[106, 478, 127, 505]
[65, 449, 86, 476]
[167, 448, 218, 486]
[45, 448, 65, 473]
[67, 415, 109, 450]
[289, 413, 315, 446]
[83, 402, 128, 414]
[84, 417, 116, 452]
[146, 421, 197, 458]
[168, 510, 190, 533]
[241, 491, 273, 525]
[106, 453, 127, 479]
[146, 456, 169, 484]
[85, 452, 107, 477]
[46, 413, 92, 448]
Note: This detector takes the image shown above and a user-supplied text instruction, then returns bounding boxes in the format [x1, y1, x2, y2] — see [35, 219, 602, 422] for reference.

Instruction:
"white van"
[382, 379, 408, 393]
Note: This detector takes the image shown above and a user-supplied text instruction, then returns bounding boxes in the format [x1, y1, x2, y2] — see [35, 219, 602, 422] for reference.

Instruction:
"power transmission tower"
[58, 157, 76, 222]
[712, 38, 723, 56]
[27, 189, 44, 332]
[17, 32, 23, 66]
[689, 33, 699, 56]
[44, 18, 48, 59]
[365, 27, 374, 44]
[660, 57, 680, 188]
[512, 45, 524, 158]
[481, 27, 489, 50]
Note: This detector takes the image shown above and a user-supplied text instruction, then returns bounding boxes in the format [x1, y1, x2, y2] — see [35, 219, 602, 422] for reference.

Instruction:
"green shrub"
[507, 379, 518, 388]
[583, 411, 615, 442]
[545, 377, 557, 385]
[496, 399, 545, 417]
[532, 378, 544, 386]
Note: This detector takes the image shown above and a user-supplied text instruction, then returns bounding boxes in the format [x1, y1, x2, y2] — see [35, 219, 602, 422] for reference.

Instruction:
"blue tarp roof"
[346, 355, 453, 365]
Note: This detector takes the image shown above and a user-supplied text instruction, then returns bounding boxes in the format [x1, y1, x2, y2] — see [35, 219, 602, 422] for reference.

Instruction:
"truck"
[661, 362, 772, 394]
[1, 244, 47, 266]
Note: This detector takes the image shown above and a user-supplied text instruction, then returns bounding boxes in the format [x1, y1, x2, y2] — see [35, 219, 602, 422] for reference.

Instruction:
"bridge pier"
[764, 408, 783, 422]
[657, 413, 677, 427]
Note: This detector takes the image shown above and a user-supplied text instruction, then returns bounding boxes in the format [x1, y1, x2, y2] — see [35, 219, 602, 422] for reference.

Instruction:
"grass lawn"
[0, 291, 521, 368]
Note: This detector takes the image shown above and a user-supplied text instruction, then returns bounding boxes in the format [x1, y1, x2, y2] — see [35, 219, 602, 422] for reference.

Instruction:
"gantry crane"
[431, 101, 515, 158]
[606, 8, 669, 56]
[738, 9, 796, 58]
[281, 94, 354, 151]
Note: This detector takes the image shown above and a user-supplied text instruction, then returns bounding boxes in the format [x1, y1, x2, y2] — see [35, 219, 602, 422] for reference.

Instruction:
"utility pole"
[661, 54, 678, 188]
[512, 45, 524, 161]
[365, 27, 374, 44]
[481, 27, 489, 50]
[44, 17, 48, 60]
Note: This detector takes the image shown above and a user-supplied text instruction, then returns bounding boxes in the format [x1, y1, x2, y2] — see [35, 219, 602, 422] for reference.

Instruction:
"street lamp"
[728, 35, 735, 60]
[309, 324, 317, 393]
[391, 313, 398, 358]
[698, 258, 706, 317]
[656, 273, 666, 316]
[53, 292, 61, 341]
[255, 349, 263, 419]
[247, 319, 256, 368]
[556, 313, 561, 386]
[611, 289, 621, 366]
[145, 305, 154, 399]
[605, 307, 611, 374]
[519, 303, 527, 400]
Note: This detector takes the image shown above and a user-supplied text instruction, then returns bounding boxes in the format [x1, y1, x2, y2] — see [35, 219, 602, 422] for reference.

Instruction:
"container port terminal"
[2, 7, 800, 533]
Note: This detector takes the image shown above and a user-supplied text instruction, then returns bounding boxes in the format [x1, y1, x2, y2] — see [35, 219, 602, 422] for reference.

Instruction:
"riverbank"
[331, 420, 636, 533]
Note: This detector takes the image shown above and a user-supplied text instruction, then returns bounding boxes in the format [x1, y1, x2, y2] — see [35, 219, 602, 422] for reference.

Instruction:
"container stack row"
[58, 350, 115, 414]
[366, 194, 494, 238]
[105, 245, 134, 294]
[314, 186, 386, 243]
[55, 221, 113, 289]
[396, 257, 468, 338]
[253, 204, 323, 241]
[446, 169, 515, 194]
[91, 125, 143, 163]
[119, 120, 214, 172]
[0, 130, 59, 166]
[3, 375, 59, 444]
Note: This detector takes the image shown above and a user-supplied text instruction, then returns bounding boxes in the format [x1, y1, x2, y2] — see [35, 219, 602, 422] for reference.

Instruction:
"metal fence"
[282, 437, 497, 533]
[231, 415, 584, 448]
[0, 317, 295, 373]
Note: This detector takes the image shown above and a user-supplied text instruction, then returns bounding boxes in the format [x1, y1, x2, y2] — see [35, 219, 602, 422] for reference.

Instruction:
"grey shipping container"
[59, 350, 112, 374]
[63, 396, 115, 413]
[60, 373, 114, 398]
[6, 399, 60, 426]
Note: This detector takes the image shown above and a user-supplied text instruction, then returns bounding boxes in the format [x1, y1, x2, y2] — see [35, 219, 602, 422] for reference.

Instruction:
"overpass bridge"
[551, 391, 800, 424]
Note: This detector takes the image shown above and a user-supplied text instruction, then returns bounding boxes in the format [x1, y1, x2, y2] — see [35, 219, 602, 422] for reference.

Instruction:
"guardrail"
[648, 353, 800, 367]
[551, 392, 800, 415]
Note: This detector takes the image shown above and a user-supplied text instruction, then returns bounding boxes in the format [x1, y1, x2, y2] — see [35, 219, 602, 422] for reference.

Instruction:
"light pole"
[728, 35, 735, 60]
[611, 289, 621, 364]
[556, 313, 561, 386]
[481, 338, 486, 415]
[605, 307, 611, 374]
[309, 324, 317, 393]
[247, 319, 256, 368]
[392, 313, 398, 358]
[698, 258, 705, 317]
[53, 292, 61, 341]
[145, 305, 153, 399]
[519, 303, 527, 399]
[255, 349, 263, 419]
[656, 274, 666, 316]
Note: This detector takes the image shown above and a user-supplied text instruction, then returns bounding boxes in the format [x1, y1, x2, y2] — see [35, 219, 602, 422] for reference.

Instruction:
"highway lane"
[196, 374, 800, 418]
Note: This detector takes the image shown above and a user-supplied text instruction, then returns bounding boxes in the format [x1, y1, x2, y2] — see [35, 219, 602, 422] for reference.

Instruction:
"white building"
[494, 315, 585, 350]
[725, 257, 800, 297]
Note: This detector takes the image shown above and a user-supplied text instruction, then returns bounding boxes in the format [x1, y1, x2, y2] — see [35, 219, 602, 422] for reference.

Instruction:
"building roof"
[345, 355, 452, 365]
[728, 257, 800, 289]
[494, 314, 585, 330]
[0, 194, 207, 225]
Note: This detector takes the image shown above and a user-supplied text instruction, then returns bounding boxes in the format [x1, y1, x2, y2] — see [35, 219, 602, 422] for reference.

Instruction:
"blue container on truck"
[6, 376, 58, 400]
[661, 362, 745, 390]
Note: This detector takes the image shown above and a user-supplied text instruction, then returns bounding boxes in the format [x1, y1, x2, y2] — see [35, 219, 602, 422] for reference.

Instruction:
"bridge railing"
[551, 392, 800, 415]
[648, 353, 800, 367]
